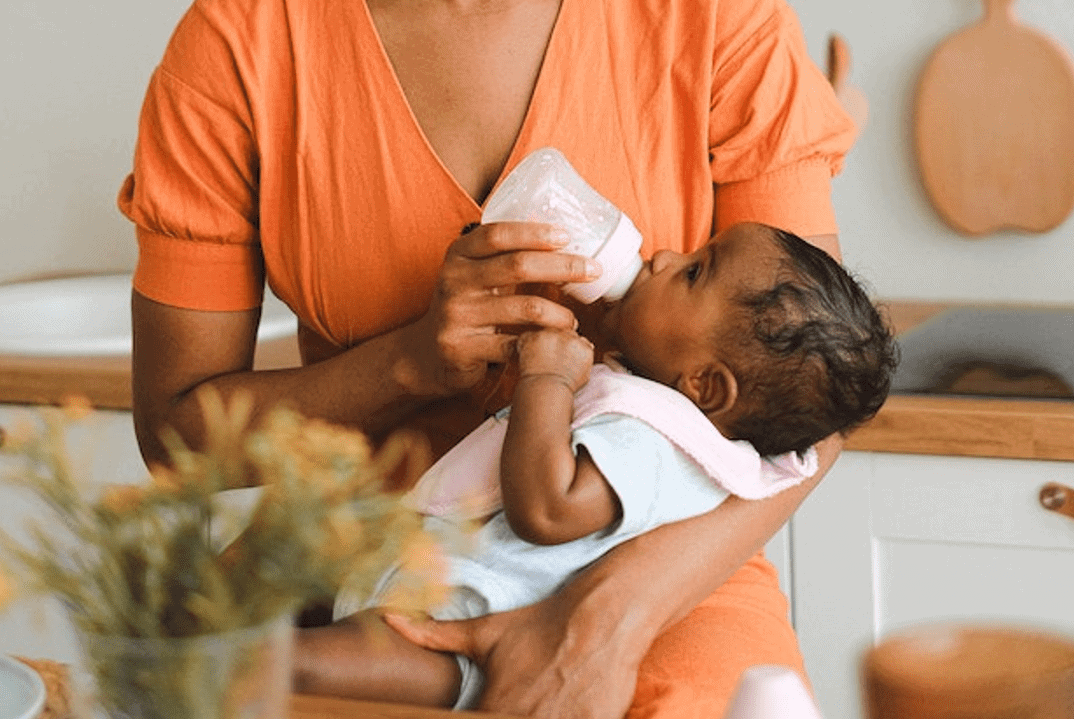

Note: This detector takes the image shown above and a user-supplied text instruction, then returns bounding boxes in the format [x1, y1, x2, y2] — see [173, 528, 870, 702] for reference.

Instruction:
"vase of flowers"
[78, 613, 293, 719]
[0, 391, 447, 719]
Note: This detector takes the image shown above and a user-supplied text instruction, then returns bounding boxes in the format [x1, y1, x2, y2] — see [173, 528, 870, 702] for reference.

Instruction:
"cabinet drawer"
[870, 455, 1074, 549]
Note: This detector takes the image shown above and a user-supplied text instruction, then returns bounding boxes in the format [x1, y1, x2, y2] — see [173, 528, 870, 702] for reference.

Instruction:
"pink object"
[723, 665, 824, 719]
[404, 361, 818, 520]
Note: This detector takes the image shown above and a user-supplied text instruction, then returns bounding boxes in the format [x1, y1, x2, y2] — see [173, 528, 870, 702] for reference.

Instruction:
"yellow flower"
[1, 395, 444, 644]
[400, 532, 447, 580]
[322, 506, 364, 559]
[60, 394, 94, 421]
[378, 532, 450, 615]
[99, 484, 148, 515]
[0, 417, 37, 453]
[148, 464, 183, 495]
[0, 566, 14, 610]
[372, 430, 431, 492]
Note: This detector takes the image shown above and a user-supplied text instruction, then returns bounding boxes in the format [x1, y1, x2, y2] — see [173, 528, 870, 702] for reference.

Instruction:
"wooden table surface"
[25, 659, 525, 719]
[290, 694, 525, 719]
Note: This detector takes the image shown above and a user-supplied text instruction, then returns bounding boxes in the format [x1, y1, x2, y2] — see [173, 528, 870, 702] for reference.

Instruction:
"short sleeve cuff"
[714, 159, 838, 238]
[133, 226, 264, 311]
[571, 416, 661, 535]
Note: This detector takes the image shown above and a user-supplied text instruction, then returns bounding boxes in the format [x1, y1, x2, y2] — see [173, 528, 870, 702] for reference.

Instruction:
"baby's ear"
[678, 361, 738, 416]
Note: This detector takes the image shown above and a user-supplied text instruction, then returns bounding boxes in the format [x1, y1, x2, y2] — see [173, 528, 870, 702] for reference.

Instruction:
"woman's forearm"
[575, 435, 843, 648]
[176, 336, 423, 437]
[132, 293, 439, 473]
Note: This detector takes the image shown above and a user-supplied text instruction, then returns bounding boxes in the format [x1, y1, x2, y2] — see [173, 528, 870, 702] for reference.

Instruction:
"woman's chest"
[366, 0, 562, 205]
[257, 0, 717, 348]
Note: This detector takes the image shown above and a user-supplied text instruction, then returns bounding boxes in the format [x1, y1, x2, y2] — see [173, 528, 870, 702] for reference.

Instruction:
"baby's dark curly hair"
[720, 226, 898, 457]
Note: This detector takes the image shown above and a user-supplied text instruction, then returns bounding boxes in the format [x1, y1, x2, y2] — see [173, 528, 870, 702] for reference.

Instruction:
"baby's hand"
[516, 329, 594, 393]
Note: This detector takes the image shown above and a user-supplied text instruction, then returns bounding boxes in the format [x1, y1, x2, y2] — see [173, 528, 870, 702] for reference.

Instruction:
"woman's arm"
[499, 330, 619, 545]
[132, 293, 421, 473]
[132, 222, 600, 474]
[389, 433, 842, 719]
[586, 434, 841, 636]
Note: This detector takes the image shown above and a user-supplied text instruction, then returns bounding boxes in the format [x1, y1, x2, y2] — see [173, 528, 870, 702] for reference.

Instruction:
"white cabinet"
[791, 451, 1074, 719]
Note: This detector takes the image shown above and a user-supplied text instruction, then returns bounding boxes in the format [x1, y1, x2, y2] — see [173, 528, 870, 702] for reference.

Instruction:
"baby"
[294, 221, 898, 709]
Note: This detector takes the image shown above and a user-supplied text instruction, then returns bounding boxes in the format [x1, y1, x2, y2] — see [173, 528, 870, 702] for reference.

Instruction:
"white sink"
[0, 274, 297, 356]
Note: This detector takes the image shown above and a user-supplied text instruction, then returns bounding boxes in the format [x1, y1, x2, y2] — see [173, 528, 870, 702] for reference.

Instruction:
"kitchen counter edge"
[1, 303, 1072, 462]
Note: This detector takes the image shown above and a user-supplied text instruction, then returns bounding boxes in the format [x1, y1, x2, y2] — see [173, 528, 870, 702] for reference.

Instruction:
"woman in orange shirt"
[121, 0, 855, 716]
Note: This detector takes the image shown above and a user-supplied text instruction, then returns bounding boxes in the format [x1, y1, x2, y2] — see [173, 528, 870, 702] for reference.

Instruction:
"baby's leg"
[293, 610, 461, 707]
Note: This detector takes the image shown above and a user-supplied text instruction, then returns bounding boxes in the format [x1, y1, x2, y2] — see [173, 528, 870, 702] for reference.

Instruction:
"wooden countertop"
[1, 301, 1072, 461]
[0, 334, 303, 410]
[842, 301, 1074, 462]
[844, 393, 1074, 461]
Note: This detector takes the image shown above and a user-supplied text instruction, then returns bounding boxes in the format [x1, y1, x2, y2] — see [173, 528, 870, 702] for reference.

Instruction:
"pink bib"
[404, 362, 818, 520]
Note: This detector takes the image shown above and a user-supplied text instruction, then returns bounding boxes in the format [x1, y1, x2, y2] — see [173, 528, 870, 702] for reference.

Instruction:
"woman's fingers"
[476, 293, 579, 331]
[444, 223, 601, 291]
[451, 221, 567, 257]
[383, 612, 496, 664]
[381, 613, 469, 654]
[435, 328, 518, 370]
[443, 249, 600, 294]
[435, 293, 577, 354]
[388, 598, 636, 719]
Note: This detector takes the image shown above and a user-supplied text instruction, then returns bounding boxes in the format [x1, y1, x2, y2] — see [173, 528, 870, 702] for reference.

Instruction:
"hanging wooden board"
[914, 0, 1074, 236]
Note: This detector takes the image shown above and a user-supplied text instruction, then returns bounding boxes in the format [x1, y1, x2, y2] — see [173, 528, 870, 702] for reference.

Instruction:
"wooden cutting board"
[914, 0, 1074, 236]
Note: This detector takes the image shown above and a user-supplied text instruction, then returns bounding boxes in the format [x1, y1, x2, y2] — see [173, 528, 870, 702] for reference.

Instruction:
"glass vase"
[77, 615, 293, 719]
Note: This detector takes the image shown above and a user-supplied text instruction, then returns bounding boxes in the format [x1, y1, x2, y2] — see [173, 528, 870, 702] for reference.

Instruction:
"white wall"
[1, 0, 190, 283]
[2, 0, 1073, 299]
[789, 0, 1074, 304]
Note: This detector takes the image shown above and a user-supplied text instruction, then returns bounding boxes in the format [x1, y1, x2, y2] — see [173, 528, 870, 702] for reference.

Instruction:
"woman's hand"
[386, 577, 642, 719]
[394, 222, 601, 398]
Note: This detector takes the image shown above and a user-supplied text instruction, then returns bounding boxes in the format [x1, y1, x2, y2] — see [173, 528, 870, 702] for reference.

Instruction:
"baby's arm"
[500, 329, 621, 545]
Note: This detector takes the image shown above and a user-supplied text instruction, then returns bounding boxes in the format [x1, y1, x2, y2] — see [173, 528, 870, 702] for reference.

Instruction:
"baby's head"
[607, 222, 897, 456]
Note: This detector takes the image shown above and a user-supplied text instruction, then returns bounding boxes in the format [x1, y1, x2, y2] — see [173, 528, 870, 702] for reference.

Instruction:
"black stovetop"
[891, 306, 1074, 400]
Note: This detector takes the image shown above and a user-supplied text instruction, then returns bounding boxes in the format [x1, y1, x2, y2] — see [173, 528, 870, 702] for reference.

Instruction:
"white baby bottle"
[482, 147, 644, 304]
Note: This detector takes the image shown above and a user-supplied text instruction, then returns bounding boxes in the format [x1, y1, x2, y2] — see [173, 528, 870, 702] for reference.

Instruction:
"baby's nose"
[650, 249, 678, 273]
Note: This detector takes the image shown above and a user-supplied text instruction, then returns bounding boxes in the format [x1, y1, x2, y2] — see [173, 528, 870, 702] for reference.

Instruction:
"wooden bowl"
[863, 624, 1074, 719]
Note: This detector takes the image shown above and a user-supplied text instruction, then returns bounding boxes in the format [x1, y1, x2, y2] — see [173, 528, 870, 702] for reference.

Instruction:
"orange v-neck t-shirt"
[119, 0, 853, 714]
[120, 0, 853, 344]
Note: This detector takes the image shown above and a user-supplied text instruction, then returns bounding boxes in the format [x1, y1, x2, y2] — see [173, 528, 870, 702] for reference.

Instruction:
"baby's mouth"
[622, 258, 653, 298]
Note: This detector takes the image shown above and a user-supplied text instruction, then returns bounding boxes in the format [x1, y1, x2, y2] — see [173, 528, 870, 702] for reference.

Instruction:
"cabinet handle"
[1039, 483, 1074, 521]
